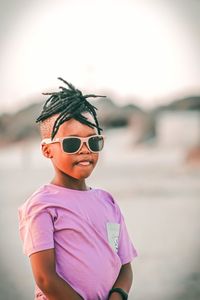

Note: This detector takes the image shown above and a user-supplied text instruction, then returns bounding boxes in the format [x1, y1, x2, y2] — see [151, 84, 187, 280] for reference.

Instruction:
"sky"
[0, 0, 200, 112]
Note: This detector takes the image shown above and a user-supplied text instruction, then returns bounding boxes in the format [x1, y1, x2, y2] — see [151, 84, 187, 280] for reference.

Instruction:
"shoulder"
[18, 184, 56, 221]
[93, 188, 123, 222]
[93, 187, 119, 206]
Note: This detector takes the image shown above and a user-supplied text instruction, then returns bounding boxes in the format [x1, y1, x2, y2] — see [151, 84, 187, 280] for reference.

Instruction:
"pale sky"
[0, 0, 200, 112]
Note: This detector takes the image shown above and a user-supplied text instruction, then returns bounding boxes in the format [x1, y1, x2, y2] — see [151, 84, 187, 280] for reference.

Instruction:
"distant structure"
[156, 111, 200, 148]
[128, 112, 156, 145]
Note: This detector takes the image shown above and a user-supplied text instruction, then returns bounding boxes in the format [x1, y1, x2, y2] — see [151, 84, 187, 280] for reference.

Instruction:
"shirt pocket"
[106, 222, 120, 253]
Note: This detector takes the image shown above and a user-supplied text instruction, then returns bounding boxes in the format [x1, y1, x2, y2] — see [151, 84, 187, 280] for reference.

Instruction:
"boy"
[18, 78, 138, 300]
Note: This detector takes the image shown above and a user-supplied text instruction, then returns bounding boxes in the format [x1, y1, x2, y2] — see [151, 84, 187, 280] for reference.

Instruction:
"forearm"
[37, 272, 83, 300]
[109, 263, 133, 300]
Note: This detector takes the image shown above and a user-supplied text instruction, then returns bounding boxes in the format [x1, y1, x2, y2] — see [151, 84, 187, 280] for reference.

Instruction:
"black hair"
[36, 77, 105, 140]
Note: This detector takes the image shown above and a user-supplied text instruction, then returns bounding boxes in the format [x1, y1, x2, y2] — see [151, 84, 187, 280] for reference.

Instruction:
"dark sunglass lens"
[62, 138, 81, 153]
[88, 136, 104, 152]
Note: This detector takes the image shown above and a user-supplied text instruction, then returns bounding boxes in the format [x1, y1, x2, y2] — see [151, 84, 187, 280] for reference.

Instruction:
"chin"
[78, 174, 91, 180]
[75, 171, 93, 180]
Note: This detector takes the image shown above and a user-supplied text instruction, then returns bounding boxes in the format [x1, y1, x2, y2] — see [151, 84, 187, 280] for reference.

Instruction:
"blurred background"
[0, 0, 200, 299]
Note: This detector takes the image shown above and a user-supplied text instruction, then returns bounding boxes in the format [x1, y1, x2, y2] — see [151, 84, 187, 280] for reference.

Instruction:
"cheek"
[92, 153, 99, 163]
[52, 151, 73, 168]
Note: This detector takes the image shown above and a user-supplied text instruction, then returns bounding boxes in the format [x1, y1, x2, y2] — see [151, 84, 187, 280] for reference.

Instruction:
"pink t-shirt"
[18, 183, 138, 300]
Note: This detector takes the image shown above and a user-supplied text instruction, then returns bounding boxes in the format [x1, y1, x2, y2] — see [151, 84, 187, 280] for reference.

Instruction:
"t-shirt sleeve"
[117, 209, 138, 265]
[18, 207, 54, 257]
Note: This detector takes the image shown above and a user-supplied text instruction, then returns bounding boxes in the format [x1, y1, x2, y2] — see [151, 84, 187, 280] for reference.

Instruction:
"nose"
[79, 142, 91, 154]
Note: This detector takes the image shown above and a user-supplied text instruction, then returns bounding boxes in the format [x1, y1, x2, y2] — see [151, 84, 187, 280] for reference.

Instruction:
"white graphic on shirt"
[106, 222, 120, 253]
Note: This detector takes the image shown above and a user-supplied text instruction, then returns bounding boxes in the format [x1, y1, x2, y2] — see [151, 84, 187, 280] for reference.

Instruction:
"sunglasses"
[41, 134, 105, 154]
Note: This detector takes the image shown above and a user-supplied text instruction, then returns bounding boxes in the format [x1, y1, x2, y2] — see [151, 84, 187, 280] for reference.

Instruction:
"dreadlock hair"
[36, 77, 106, 140]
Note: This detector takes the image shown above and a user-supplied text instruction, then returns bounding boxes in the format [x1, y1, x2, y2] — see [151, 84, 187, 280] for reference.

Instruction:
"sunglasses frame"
[41, 134, 105, 154]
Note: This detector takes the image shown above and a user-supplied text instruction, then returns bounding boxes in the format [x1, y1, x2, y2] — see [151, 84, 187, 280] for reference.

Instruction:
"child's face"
[42, 113, 100, 180]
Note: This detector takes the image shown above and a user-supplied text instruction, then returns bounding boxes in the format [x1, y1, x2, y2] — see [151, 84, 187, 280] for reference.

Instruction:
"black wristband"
[108, 287, 128, 300]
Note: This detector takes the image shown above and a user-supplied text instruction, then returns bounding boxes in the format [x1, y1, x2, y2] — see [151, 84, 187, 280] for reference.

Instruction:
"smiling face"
[41, 112, 100, 188]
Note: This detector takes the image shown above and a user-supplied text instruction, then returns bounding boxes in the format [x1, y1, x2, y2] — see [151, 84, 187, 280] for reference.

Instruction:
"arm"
[30, 248, 83, 300]
[108, 263, 133, 300]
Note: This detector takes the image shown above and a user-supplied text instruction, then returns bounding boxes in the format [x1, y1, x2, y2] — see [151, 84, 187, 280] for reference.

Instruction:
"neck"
[51, 174, 89, 191]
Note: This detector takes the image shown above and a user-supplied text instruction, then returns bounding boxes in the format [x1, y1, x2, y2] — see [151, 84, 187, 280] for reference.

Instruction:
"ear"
[41, 144, 53, 159]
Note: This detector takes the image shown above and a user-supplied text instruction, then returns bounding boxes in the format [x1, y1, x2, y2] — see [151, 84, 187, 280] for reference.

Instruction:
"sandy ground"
[0, 127, 200, 300]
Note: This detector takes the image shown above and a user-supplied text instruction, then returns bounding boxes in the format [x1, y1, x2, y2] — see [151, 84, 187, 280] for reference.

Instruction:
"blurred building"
[156, 111, 200, 148]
